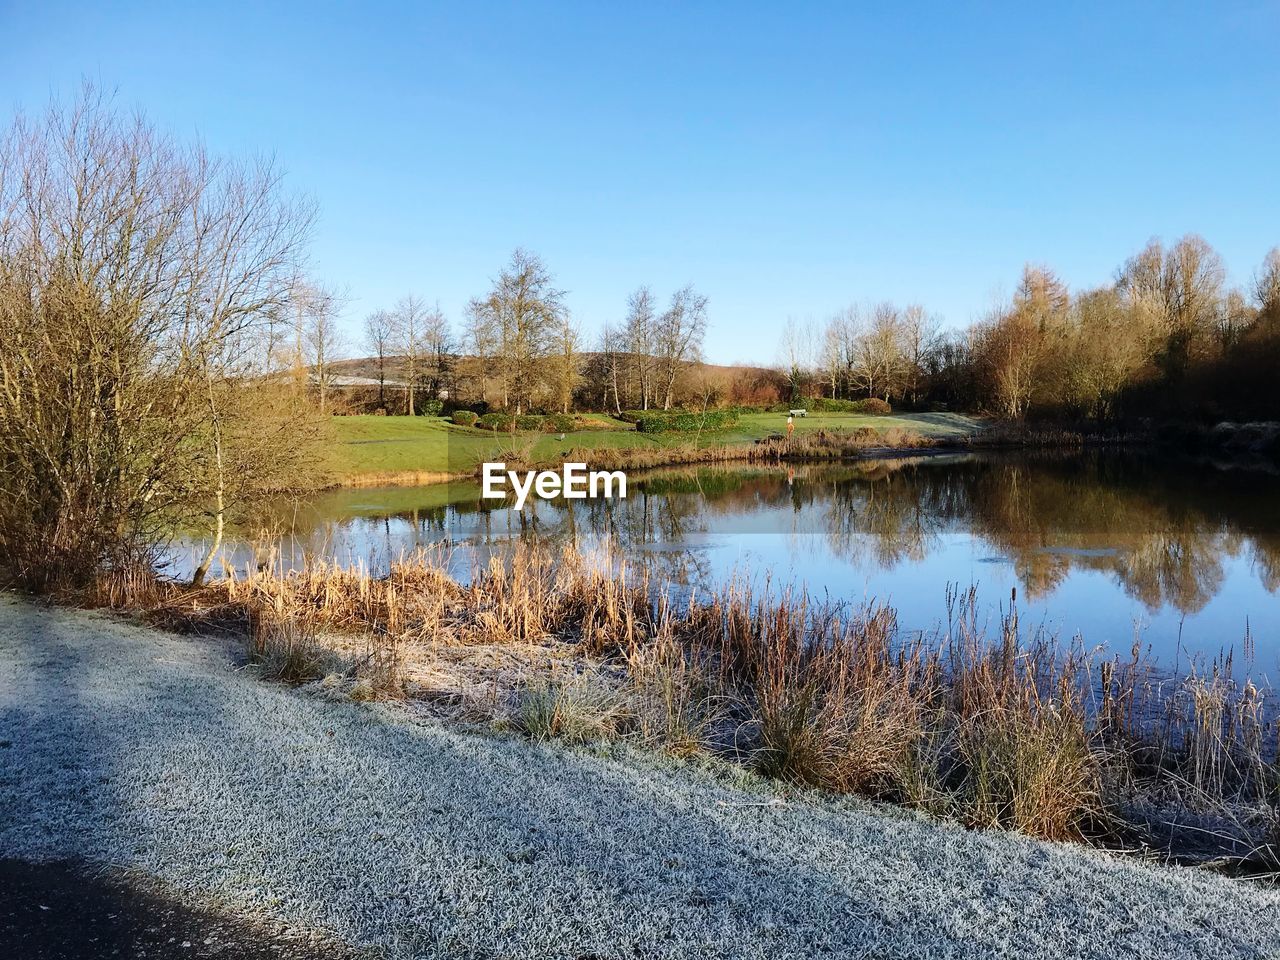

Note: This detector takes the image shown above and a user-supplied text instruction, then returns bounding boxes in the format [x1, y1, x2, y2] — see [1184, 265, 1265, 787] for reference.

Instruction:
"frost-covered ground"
[1, 598, 1277, 960]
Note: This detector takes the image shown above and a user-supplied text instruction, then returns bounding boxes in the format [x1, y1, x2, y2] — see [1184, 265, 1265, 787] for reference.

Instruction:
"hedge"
[783, 397, 894, 414]
[451, 410, 478, 426]
[515, 414, 544, 431]
[478, 412, 514, 431]
[419, 399, 444, 416]
[635, 409, 740, 433]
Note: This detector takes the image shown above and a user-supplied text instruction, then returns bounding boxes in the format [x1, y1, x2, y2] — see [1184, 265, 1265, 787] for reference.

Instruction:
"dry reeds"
[749, 427, 932, 463]
[499, 428, 935, 477]
[248, 600, 331, 685]
[104, 539, 1278, 863]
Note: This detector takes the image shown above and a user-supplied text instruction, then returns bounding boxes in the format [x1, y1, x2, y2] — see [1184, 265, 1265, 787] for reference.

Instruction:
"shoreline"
[329, 445, 951, 489]
[326, 423, 1280, 490]
[327, 432, 966, 490]
[93, 537, 1280, 877]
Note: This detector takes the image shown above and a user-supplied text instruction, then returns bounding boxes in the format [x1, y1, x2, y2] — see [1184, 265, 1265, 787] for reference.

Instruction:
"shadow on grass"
[0, 857, 362, 959]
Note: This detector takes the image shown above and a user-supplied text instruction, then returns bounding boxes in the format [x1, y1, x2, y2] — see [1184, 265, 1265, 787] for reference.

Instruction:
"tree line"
[354, 257, 710, 416]
[774, 236, 1280, 422]
[349, 232, 1280, 425]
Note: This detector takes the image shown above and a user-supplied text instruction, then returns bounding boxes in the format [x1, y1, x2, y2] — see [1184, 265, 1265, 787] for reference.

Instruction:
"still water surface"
[169, 452, 1280, 677]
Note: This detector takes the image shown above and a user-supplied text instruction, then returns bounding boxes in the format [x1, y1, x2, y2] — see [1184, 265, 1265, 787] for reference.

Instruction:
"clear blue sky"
[3, 1, 1279, 364]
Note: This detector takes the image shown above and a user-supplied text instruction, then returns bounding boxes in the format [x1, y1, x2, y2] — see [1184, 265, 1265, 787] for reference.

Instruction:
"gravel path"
[1, 598, 1277, 959]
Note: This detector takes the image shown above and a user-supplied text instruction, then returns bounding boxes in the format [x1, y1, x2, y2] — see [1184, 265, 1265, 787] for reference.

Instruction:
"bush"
[807, 397, 850, 412]
[419, 399, 444, 417]
[451, 410, 478, 427]
[635, 409, 740, 433]
[478, 412, 514, 432]
[542, 413, 576, 433]
[807, 397, 893, 414]
[617, 409, 648, 424]
[514, 414, 544, 432]
[0, 90, 319, 591]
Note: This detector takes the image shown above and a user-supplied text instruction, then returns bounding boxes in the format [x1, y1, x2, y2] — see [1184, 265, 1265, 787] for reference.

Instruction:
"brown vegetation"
[496, 427, 934, 477]
[0, 86, 325, 592]
[103, 543, 1278, 870]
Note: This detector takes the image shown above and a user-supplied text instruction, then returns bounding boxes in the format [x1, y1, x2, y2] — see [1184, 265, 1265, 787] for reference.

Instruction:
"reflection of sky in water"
[687, 531, 1275, 679]
[166, 454, 1280, 680]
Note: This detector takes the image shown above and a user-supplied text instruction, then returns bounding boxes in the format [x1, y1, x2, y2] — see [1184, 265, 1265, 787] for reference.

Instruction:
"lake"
[167, 451, 1280, 679]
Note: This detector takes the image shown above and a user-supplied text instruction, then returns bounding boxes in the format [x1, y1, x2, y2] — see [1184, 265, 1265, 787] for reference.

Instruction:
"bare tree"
[826, 306, 862, 398]
[363, 309, 394, 409]
[553, 314, 582, 413]
[655, 285, 708, 410]
[467, 249, 565, 413]
[389, 295, 431, 415]
[597, 322, 626, 414]
[298, 282, 344, 414]
[0, 85, 317, 589]
[777, 317, 819, 402]
[1059, 287, 1148, 419]
[421, 303, 454, 401]
[973, 267, 1069, 419]
[819, 317, 845, 399]
[978, 303, 1039, 419]
[1119, 235, 1225, 377]
[624, 287, 657, 409]
[848, 303, 909, 402]
[899, 304, 940, 407]
[1252, 248, 1280, 322]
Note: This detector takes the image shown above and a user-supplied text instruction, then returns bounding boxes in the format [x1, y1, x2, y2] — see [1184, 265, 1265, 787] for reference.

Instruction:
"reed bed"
[98, 542, 1279, 871]
[966, 423, 1145, 449]
[501, 427, 935, 475]
[748, 427, 935, 461]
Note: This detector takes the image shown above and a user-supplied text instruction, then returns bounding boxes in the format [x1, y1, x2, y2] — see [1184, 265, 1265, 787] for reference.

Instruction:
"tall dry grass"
[500, 428, 934, 476]
[107, 540, 1277, 864]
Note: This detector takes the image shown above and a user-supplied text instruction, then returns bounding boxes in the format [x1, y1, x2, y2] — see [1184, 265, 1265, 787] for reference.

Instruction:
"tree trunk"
[191, 485, 224, 588]
[191, 388, 225, 589]
[406, 355, 415, 416]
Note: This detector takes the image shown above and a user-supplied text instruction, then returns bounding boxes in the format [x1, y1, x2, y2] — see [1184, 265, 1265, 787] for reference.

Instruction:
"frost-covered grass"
[2, 598, 1278, 960]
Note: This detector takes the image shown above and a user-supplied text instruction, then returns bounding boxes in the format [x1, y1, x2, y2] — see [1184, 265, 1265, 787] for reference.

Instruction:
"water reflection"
[167, 452, 1280, 673]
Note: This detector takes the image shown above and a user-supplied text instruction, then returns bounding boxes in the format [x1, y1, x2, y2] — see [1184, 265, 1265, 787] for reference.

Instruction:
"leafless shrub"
[0, 84, 316, 592]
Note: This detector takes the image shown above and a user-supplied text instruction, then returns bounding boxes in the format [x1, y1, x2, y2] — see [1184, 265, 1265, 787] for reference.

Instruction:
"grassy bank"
[101, 544, 1279, 873]
[323, 411, 982, 485]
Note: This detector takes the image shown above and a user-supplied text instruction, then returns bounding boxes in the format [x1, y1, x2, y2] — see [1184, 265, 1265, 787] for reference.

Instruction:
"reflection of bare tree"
[822, 462, 945, 566]
[957, 452, 1251, 613]
[1252, 534, 1280, 593]
[1118, 533, 1225, 614]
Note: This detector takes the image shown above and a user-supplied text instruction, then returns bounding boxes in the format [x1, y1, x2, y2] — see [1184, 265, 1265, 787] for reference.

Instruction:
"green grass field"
[326, 410, 981, 480]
